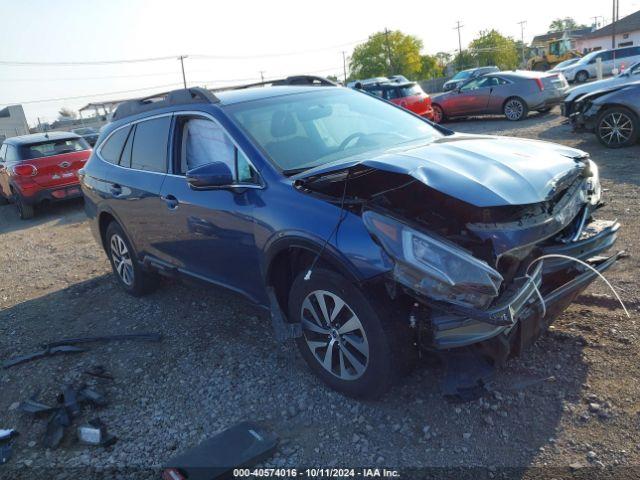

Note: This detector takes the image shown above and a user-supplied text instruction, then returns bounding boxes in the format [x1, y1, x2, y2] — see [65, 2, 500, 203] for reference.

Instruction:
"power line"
[0, 55, 179, 66]
[3, 82, 184, 106]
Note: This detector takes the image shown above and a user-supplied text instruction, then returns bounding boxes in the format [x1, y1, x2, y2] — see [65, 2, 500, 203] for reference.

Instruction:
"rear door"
[18, 137, 91, 190]
[95, 115, 171, 258]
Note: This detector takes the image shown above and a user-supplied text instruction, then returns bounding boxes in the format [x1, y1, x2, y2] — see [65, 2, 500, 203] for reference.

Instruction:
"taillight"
[13, 164, 38, 176]
[534, 78, 544, 91]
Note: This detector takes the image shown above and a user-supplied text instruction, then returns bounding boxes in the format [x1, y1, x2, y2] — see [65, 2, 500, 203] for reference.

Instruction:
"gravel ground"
[1, 109, 639, 479]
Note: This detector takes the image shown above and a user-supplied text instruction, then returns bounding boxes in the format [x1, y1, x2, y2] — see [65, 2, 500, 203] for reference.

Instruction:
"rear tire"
[596, 107, 638, 148]
[432, 104, 446, 123]
[14, 193, 34, 220]
[105, 222, 159, 296]
[503, 97, 528, 121]
[537, 107, 552, 114]
[288, 268, 414, 399]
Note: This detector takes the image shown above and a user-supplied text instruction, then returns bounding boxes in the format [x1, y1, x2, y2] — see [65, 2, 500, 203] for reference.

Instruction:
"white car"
[562, 61, 640, 116]
[561, 46, 640, 83]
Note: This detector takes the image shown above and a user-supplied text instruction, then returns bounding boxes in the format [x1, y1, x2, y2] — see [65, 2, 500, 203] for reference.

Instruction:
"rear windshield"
[19, 138, 90, 160]
[399, 83, 423, 97]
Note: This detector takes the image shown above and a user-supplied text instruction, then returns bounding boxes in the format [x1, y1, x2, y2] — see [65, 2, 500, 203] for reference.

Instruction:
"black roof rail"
[112, 87, 220, 121]
[213, 75, 338, 92]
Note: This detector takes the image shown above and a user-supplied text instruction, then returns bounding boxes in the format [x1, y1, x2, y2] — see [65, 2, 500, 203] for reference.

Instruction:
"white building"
[0, 105, 30, 141]
[577, 10, 640, 52]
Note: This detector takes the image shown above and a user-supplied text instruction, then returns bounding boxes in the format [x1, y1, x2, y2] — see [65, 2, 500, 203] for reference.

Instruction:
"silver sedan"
[431, 71, 569, 122]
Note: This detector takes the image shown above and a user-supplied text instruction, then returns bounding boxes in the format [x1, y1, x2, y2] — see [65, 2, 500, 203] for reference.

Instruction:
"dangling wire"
[304, 170, 351, 281]
[526, 254, 630, 318]
[524, 272, 547, 318]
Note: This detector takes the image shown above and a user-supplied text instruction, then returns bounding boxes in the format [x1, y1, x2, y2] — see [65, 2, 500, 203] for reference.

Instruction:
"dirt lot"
[1, 109, 639, 479]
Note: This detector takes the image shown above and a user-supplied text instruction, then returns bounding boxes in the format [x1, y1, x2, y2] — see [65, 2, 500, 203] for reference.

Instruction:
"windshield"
[451, 70, 472, 80]
[578, 50, 601, 64]
[228, 88, 441, 173]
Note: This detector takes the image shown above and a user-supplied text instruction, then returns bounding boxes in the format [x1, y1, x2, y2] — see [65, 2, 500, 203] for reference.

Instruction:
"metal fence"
[418, 77, 450, 94]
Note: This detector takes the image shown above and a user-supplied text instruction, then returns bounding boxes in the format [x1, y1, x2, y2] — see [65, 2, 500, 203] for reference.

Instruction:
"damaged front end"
[295, 137, 623, 363]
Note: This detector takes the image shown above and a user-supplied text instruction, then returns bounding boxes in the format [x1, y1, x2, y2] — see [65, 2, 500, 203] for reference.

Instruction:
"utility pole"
[259, 70, 265, 83]
[517, 21, 527, 67]
[341, 51, 348, 83]
[454, 21, 464, 69]
[383, 28, 394, 75]
[178, 55, 188, 88]
[612, 0, 618, 68]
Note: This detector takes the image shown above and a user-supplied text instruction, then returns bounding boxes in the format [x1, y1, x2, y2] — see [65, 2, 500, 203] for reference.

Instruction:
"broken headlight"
[363, 211, 503, 309]
[584, 159, 601, 205]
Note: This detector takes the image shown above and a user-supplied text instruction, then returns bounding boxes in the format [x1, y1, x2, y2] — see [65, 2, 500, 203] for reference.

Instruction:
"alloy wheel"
[300, 290, 369, 380]
[598, 112, 634, 147]
[504, 99, 524, 120]
[110, 234, 134, 286]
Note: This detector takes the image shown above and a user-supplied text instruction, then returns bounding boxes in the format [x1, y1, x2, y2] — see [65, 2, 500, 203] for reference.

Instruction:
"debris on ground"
[2, 345, 86, 369]
[163, 422, 278, 479]
[41, 332, 162, 349]
[3, 332, 162, 369]
[17, 384, 109, 449]
[441, 349, 494, 402]
[0, 429, 18, 465]
[84, 365, 114, 380]
[77, 418, 117, 447]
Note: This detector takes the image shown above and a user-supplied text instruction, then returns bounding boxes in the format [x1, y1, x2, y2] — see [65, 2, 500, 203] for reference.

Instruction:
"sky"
[1, 0, 639, 125]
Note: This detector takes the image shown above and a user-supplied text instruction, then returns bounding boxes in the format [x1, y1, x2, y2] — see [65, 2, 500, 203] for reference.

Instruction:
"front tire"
[105, 222, 159, 296]
[575, 70, 589, 83]
[596, 107, 638, 148]
[503, 97, 528, 121]
[288, 268, 413, 398]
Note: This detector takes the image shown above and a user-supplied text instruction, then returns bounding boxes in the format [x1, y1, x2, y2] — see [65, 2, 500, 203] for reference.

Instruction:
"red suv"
[362, 81, 434, 120]
[0, 132, 92, 219]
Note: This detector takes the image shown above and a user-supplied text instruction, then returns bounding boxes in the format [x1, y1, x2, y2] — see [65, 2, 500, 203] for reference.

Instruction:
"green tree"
[548, 17, 588, 33]
[350, 30, 423, 79]
[467, 29, 519, 70]
[435, 51, 452, 68]
[419, 55, 443, 78]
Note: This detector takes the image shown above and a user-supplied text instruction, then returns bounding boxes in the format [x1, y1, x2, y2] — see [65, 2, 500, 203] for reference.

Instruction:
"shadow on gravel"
[1, 271, 591, 472]
[0, 198, 86, 235]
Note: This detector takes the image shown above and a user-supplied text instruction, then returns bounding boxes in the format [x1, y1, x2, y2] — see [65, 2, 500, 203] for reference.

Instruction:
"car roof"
[4, 131, 82, 146]
[215, 85, 343, 105]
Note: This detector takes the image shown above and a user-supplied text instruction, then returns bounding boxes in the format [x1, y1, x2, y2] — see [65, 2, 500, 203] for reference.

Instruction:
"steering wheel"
[338, 132, 366, 151]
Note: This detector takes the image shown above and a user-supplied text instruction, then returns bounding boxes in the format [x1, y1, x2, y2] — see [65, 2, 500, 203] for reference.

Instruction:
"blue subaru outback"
[81, 76, 622, 398]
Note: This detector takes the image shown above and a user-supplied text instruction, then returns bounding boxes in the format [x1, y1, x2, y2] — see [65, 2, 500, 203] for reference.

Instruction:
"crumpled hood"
[297, 134, 587, 207]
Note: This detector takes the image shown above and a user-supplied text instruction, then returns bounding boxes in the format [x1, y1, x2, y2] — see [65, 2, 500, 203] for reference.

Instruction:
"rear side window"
[130, 116, 171, 173]
[6, 145, 20, 161]
[384, 88, 400, 100]
[399, 84, 423, 97]
[100, 127, 131, 164]
[20, 138, 89, 160]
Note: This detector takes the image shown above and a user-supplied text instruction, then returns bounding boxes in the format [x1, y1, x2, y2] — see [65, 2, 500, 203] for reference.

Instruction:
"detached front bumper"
[429, 218, 622, 357]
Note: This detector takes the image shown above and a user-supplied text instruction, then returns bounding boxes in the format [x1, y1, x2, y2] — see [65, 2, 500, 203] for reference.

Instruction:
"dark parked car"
[562, 62, 640, 117]
[0, 132, 91, 219]
[431, 71, 569, 122]
[442, 66, 500, 92]
[72, 127, 100, 146]
[570, 81, 640, 148]
[81, 80, 621, 398]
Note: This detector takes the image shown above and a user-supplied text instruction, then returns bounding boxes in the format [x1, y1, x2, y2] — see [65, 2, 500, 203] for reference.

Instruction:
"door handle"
[162, 194, 179, 210]
[110, 184, 122, 196]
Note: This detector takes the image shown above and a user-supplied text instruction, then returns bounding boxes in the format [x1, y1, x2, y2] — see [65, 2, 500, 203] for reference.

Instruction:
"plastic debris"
[77, 418, 117, 447]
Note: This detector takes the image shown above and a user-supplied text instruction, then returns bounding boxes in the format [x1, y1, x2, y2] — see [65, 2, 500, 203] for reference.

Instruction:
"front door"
[155, 114, 265, 304]
[449, 77, 494, 115]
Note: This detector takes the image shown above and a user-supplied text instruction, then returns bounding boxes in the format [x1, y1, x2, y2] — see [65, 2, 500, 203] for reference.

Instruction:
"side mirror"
[187, 162, 234, 189]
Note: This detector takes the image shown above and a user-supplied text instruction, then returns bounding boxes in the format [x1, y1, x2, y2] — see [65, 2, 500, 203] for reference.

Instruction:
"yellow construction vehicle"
[528, 37, 582, 71]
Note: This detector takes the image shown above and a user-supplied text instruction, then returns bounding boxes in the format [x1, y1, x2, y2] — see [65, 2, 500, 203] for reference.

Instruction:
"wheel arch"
[264, 235, 364, 315]
[97, 207, 136, 255]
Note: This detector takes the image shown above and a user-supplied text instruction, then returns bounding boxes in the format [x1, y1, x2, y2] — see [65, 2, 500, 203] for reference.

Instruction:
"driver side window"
[178, 117, 259, 184]
[461, 77, 490, 91]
